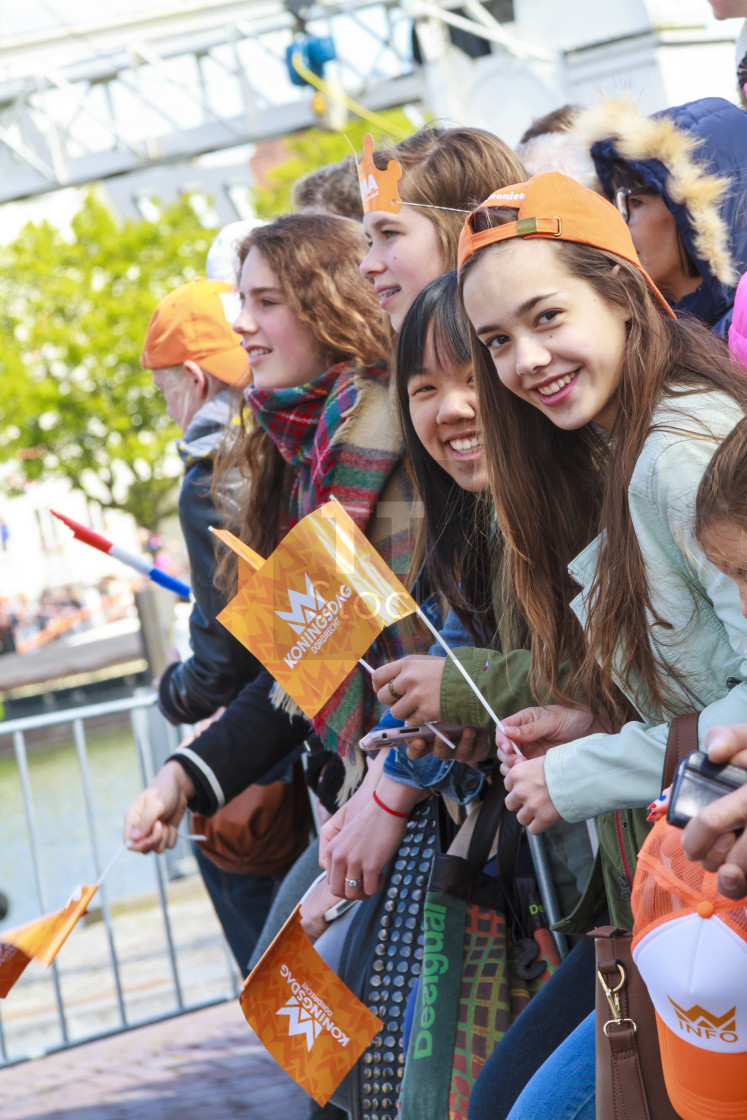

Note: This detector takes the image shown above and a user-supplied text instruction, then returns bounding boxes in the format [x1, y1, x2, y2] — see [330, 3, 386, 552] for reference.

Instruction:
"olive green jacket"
[439, 646, 595, 923]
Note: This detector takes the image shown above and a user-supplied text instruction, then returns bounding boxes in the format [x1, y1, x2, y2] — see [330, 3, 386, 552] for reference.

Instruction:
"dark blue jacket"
[158, 389, 260, 724]
[589, 97, 747, 337]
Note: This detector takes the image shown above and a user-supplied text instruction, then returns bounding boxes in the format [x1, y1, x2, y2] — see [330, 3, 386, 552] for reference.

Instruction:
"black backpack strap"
[465, 776, 507, 870]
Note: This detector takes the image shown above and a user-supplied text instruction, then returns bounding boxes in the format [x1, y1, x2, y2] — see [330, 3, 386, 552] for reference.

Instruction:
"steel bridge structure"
[0, 0, 428, 206]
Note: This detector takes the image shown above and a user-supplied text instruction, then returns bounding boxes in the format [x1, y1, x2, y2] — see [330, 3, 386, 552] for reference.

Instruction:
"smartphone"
[323, 898, 357, 922]
[359, 723, 465, 753]
[667, 750, 747, 830]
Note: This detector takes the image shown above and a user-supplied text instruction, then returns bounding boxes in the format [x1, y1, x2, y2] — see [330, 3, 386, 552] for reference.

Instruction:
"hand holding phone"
[359, 722, 465, 753]
[667, 750, 747, 831]
[323, 898, 356, 922]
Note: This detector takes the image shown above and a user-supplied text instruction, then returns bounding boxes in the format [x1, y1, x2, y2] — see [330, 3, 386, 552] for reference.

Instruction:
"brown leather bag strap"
[662, 712, 699, 792]
[596, 934, 652, 1120]
[606, 1022, 652, 1120]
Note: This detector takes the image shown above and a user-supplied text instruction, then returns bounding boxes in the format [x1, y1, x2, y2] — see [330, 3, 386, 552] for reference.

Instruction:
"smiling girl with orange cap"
[455, 170, 747, 1118]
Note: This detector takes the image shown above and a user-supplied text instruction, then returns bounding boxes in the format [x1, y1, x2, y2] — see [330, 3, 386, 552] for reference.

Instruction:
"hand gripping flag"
[216, 499, 419, 719]
[240, 904, 382, 1105]
[0, 883, 97, 997]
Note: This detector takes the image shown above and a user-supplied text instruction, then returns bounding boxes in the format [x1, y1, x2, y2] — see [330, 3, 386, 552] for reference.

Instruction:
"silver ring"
[345, 877, 359, 887]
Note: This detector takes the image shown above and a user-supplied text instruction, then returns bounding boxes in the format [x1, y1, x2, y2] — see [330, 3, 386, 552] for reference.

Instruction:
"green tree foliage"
[252, 111, 417, 218]
[0, 191, 216, 530]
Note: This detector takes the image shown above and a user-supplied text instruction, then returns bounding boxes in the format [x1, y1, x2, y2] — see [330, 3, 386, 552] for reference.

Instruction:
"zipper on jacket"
[614, 811, 632, 902]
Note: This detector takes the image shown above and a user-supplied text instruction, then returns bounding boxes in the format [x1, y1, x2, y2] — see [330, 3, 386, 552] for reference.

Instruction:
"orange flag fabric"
[0, 884, 97, 997]
[240, 904, 382, 1105]
[217, 499, 419, 718]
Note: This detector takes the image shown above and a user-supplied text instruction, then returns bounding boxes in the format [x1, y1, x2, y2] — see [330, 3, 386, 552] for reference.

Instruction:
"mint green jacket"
[546, 389, 746, 823]
[442, 389, 746, 928]
[549, 389, 745, 928]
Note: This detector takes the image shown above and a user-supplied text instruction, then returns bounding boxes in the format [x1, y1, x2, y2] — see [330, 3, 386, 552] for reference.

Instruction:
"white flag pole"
[359, 657, 459, 751]
[97, 842, 128, 887]
[406, 619, 564, 949]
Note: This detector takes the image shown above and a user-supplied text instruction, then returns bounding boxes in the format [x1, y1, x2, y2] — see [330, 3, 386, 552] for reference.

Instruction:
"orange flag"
[240, 904, 382, 1105]
[217, 499, 418, 718]
[0, 884, 97, 997]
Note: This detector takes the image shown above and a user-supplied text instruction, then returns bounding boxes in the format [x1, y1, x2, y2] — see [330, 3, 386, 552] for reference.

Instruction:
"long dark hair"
[460, 205, 747, 722]
[395, 271, 497, 645]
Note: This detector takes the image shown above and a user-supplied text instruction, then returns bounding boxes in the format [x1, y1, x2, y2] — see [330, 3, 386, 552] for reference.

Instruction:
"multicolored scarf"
[248, 362, 423, 762]
[248, 367, 338, 470]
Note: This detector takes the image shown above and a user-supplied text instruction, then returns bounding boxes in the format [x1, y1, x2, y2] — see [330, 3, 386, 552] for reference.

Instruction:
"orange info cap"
[140, 278, 250, 386]
[631, 820, 747, 1120]
[457, 171, 675, 319]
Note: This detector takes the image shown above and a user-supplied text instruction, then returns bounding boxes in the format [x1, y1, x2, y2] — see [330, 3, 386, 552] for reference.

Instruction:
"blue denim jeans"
[505, 1011, 595, 1120]
[467, 934, 597, 1120]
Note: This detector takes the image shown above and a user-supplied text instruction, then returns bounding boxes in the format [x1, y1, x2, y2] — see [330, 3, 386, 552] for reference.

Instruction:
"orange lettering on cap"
[697, 900, 715, 919]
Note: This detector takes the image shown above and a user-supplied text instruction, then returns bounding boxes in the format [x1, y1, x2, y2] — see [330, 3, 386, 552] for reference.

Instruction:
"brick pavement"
[0, 999, 310, 1120]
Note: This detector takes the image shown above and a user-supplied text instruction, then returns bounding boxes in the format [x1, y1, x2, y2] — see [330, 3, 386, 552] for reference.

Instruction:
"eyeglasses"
[614, 186, 655, 224]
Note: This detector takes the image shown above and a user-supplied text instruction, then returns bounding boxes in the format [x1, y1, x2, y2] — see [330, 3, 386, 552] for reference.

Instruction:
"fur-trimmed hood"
[576, 97, 747, 335]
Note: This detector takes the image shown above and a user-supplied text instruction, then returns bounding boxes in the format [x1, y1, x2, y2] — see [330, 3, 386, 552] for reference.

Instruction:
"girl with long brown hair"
[455, 169, 747, 1120]
[124, 211, 418, 846]
[457, 168, 747, 915]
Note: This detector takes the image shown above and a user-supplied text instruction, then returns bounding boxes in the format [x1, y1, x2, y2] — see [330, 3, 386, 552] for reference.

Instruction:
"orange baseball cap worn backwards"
[457, 171, 675, 319]
[631, 820, 747, 1120]
[141, 278, 250, 386]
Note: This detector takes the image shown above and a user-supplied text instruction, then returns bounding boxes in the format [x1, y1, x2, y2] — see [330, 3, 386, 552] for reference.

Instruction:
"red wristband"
[372, 789, 410, 818]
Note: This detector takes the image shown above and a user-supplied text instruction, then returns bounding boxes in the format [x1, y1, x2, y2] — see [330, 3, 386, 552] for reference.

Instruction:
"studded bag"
[329, 796, 440, 1120]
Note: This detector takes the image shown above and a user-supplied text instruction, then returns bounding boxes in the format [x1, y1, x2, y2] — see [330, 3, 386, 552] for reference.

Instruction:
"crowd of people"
[0, 579, 138, 655]
[117, 55, 747, 1120]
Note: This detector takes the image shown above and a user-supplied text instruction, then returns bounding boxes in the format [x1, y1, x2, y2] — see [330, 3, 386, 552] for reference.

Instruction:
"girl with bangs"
[454, 171, 747, 1118]
[315, 124, 537, 870]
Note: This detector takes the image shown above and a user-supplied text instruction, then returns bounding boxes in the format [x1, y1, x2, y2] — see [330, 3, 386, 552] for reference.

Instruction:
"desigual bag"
[192, 758, 313, 877]
[400, 778, 560, 1120]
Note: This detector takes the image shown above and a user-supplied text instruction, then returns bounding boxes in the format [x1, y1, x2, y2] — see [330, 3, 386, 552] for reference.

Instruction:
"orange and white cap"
[457, 171, 675, 319]
[632, 820, 747, 1120]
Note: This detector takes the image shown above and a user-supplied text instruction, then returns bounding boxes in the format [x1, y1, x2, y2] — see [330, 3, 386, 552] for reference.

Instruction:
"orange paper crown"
[357, 133, 402, 214]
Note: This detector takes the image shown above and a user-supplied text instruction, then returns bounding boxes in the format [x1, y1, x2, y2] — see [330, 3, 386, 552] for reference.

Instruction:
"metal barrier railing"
[0, 692, 240, 1066]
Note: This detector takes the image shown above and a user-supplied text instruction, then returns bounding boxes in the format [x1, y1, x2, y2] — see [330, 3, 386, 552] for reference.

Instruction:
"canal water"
[0, 726, 179, 931]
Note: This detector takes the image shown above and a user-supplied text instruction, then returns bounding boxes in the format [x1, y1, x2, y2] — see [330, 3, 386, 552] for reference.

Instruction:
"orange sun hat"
[457, 171, 675, 319]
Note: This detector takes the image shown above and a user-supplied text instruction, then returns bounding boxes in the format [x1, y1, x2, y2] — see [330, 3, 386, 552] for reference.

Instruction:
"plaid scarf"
[248, 366, 338, 470]
[248, 361, 423, 762]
